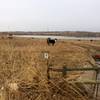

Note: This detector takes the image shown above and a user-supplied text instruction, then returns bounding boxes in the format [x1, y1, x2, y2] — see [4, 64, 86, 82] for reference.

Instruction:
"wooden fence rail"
[49, 66, 100, 72]
[68, 80, 100, 84]
[48, 66, 100, 78]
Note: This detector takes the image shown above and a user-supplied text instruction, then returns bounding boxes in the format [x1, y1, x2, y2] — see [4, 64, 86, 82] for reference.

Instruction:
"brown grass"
[0, 37, 99, 100]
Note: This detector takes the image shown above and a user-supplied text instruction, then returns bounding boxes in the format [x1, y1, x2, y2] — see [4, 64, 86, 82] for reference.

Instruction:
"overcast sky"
[0, 0, 100, 32]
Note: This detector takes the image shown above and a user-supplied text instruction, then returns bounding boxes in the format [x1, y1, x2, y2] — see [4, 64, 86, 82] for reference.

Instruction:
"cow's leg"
[48, 43, 50, 46]
[48, 42, 51, 46]
[47, 40, 50, 46]
[52, 43, 54, 46]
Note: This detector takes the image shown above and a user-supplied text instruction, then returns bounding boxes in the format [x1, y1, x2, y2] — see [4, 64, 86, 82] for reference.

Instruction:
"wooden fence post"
[93, 70, 99, 100]
[62, 66, 67, 77]
[47, 61, 50, 80]
[95, 70, 99, 100]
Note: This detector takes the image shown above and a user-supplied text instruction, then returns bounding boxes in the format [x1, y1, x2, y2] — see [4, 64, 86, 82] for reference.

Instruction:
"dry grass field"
[0, 37, 100, 100]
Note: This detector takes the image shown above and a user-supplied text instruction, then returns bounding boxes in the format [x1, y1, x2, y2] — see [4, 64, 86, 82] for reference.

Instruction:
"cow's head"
[55, 38, 57, 42]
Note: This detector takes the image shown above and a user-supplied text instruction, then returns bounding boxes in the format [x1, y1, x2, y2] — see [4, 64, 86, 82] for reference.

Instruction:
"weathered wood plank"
[49, 67, 100, 72]
[68, 80, 100, 84]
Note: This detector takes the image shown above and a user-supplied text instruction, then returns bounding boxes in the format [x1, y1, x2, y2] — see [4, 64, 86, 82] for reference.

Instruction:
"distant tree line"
[0, 31, 100, 37]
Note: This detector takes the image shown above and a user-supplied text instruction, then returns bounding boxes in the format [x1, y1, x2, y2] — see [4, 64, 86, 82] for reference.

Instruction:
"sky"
[0, 0, 100, 32]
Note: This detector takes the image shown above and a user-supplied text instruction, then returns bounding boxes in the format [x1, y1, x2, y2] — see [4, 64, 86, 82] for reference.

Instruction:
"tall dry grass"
[0, 38, 98, 100]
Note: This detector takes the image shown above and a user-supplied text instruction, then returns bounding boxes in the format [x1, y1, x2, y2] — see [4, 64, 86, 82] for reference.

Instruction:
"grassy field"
[0, 37, 100, 100]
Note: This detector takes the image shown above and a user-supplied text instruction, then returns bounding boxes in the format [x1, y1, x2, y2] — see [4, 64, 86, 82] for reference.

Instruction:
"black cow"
[47, 38, 57, 46]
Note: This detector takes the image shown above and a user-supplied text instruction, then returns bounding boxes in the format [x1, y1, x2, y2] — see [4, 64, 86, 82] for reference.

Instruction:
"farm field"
[0, 37, 100, 100]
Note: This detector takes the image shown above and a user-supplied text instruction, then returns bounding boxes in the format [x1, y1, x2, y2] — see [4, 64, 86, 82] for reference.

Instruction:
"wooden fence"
[47, 65, 100, 100]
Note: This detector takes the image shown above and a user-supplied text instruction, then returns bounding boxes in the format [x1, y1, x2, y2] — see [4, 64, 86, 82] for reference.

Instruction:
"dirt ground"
[0, 37, 100, 100]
